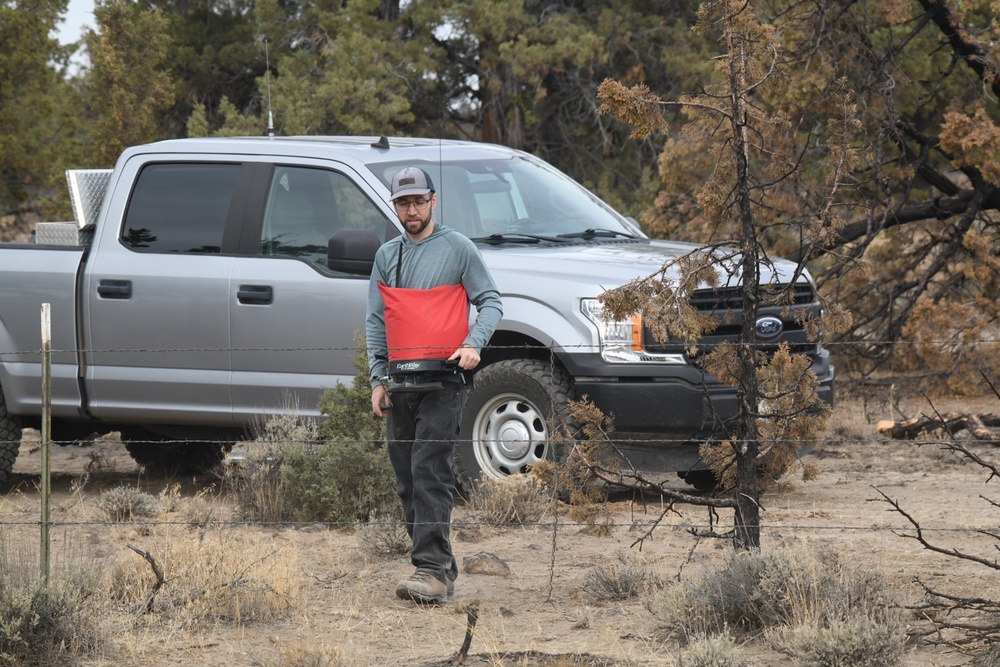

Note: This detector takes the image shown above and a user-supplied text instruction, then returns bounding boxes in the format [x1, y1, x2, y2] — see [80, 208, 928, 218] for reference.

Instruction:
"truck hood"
[479, 239, 804, 295]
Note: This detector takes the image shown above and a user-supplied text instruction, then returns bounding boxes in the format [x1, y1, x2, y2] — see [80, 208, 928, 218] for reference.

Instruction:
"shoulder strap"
[395, 242, 403, 287]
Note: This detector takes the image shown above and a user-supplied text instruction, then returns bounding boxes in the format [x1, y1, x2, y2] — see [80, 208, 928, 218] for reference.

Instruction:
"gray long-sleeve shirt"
[366, 224, 503, 387]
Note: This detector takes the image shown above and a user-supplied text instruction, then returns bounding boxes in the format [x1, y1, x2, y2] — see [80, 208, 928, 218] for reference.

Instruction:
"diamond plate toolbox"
[66, 169, 112, 228]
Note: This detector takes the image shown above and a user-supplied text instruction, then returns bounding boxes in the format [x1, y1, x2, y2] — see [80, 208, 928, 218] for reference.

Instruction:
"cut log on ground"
[877, 412, 1000, 441]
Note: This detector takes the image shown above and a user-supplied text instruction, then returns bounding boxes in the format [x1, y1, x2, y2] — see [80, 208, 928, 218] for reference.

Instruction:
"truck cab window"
[260, 166, 387, 267]
[121, 163, 240, 253]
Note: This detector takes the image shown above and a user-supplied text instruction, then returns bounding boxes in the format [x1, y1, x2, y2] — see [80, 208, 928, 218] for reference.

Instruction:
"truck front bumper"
[570, 350, 835, 438]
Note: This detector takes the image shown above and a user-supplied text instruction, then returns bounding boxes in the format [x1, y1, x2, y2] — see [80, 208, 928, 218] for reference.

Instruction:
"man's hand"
[372, 384, 391, 418]
[448, 344, 480, 370]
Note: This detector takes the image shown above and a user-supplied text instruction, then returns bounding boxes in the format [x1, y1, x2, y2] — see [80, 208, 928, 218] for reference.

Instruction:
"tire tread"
[0, 389, 22, 482]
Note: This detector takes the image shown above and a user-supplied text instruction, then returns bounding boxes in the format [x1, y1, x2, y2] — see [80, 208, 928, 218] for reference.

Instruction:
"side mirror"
[328, 229, 380, 275]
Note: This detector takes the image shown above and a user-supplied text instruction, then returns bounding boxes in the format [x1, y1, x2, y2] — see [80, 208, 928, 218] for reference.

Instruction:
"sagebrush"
[650, 544, 907, 665]
[227, 406, 319, 522]
[0, 555, 106, 667]
[356, 509, 410, 561]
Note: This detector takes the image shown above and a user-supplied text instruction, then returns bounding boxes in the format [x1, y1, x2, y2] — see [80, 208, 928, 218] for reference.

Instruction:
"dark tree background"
[1, 0, 998, 385]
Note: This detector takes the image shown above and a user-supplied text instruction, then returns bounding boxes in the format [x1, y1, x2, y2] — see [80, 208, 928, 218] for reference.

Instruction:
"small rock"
[454, 523, 487, 542]
[462, 551, 511, 576]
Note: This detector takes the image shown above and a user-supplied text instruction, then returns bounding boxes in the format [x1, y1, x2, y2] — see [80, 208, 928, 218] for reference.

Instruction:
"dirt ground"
[2, 389, 999, 667]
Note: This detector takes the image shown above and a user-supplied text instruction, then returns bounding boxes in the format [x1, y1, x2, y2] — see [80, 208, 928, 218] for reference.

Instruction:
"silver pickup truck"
[0, 136, 834, 487]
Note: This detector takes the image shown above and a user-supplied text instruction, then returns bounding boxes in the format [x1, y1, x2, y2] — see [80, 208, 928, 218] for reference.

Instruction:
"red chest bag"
[378, 243, 469, 374]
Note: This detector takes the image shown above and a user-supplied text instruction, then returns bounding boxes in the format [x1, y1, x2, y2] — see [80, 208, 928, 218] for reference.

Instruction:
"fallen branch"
[127, 543, 166, 615]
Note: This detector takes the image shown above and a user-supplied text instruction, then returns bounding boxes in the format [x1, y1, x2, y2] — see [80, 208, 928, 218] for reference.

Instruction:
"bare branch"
[127, 543, 166, 616]
[872, 487, 1000, 571]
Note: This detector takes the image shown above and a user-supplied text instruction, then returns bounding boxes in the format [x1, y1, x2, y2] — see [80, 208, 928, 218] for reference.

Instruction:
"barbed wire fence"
[1, 306, 998, 606]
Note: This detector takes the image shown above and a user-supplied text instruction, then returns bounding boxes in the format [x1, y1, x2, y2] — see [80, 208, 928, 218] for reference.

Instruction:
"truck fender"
[482, 294, 594, 355]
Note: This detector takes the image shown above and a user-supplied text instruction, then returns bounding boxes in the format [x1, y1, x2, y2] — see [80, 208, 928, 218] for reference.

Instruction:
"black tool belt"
[386, 359, 463, 393]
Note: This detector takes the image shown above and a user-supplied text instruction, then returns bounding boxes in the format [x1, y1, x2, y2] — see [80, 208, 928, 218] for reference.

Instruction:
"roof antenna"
[264, 38, 274, 137]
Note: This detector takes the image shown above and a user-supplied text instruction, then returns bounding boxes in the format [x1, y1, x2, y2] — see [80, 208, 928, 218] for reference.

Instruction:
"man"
[366, 166, 502, 604]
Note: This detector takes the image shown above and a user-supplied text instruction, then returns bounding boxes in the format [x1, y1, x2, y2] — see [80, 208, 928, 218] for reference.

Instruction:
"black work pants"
[386, 381, 467, 584]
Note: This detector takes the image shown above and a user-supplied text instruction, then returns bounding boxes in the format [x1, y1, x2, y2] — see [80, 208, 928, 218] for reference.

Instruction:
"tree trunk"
[480, 43, 525, 149]
[726, 1, 761, 551]
[377, 0, 400, 22]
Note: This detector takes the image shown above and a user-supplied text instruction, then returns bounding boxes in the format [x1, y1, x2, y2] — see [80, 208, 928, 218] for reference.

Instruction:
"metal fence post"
[40, 303, 51, 586]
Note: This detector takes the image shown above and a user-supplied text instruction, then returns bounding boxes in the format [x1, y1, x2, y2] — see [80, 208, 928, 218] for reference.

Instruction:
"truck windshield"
[368, 156, 641, 240]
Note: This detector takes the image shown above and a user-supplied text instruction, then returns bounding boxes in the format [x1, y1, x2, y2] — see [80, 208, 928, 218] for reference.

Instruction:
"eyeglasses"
[393, 197, 433, 212]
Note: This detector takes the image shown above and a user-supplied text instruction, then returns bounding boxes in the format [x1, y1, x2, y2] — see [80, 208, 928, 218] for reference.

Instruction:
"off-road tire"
[0, 388, 21, 482]
[124, 430, 231, 475]
[456, 359, 578, 489]
[677, 469, 718, 491]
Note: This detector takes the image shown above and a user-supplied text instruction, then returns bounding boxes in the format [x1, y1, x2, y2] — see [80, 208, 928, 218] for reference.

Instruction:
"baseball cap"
[390, 167, 435, 200]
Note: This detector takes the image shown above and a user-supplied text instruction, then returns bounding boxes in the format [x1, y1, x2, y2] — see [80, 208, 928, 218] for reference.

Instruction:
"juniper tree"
[598, 1, 854, 549]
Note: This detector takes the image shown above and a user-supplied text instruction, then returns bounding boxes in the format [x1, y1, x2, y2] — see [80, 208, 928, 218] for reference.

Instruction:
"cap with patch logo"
[390, 167, 435, 200]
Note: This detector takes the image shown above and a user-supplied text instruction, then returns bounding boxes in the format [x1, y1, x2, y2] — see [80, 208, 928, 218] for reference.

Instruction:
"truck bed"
[0, 245, 84, 417]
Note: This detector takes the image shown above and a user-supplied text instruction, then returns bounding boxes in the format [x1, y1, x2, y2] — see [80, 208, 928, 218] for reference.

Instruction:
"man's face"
[393, 194, 436, 237]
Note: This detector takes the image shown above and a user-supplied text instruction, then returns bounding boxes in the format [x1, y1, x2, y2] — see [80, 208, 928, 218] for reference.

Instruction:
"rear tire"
[0, 389, 21, 482]
[677, 469, 718, 491]
[456, 359, 577, 489]
[123, 428, 231, 475]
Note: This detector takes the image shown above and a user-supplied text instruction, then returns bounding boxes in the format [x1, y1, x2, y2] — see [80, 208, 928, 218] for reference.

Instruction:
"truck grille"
[689, 283, 815, 311]
[644, 282, 820, 358]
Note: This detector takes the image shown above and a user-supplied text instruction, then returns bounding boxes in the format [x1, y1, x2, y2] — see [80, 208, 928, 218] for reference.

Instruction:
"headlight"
[581, 299, 644, 363]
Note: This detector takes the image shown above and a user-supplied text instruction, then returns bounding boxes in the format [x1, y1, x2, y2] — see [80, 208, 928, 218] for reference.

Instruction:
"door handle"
[237, 285, 273, 305]
[97, 279, 132, 299]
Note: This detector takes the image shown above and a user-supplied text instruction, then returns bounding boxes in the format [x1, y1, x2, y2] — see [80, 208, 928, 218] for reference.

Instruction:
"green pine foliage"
[279, 333, 396, 525]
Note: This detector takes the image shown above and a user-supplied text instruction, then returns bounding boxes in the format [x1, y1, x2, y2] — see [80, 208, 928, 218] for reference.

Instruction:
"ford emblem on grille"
[755, 316, 783, 339]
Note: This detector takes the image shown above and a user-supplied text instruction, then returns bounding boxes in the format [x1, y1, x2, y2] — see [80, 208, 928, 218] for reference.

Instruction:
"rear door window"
[121, 163, 241, 253]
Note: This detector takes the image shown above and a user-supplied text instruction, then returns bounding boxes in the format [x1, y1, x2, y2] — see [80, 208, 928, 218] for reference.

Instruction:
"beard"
[403, 212, 432, 237]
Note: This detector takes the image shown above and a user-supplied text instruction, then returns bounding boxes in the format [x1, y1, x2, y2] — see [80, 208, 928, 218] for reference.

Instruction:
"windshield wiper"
[472, 233, 565, 245]
[557, 228, 637, 240]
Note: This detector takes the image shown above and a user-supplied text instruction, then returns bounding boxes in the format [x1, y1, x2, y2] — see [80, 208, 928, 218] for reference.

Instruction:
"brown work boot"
[396, 569, 449, 604]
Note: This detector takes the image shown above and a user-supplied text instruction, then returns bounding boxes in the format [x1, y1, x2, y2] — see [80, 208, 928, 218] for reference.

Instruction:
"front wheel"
[456, 359, 577, 489]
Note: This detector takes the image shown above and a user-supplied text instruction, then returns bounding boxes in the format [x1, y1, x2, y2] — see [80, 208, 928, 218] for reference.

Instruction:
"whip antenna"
[265, 38, 274, 137]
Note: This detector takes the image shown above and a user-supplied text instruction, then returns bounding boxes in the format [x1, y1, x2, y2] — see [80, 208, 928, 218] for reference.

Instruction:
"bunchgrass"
[464, 474, 552, 527]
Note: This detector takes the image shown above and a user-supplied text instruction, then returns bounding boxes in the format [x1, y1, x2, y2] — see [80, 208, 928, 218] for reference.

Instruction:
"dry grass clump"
[582, 553, 650, 602]
[676, 633, 751, 667]
[356, 509, 410, 561]
[253, 643, 353, 667]
[650, 544, 907, 666]
[99, 486, 159, 522]
[103, 528, 300, 624]
[465, 474, 552, 526]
